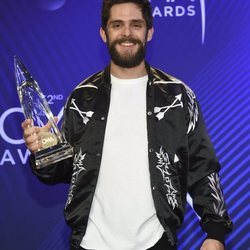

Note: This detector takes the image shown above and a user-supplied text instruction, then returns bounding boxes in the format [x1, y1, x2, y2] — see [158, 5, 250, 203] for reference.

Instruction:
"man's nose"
[122, 24, 132, 37]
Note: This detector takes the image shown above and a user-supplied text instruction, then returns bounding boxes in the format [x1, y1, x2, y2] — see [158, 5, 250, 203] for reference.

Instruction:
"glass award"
[14, 56, 73, 169]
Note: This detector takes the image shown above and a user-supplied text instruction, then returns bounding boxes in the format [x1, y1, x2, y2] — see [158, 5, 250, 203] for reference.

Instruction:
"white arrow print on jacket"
[70, 99, 94, 125]
[154, 94, 183, 120]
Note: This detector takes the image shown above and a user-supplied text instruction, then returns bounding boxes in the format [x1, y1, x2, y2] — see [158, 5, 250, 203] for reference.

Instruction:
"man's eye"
[111, 23, 122, 29]
[132, 23, 143, 29]
[134, 24, 140, 28]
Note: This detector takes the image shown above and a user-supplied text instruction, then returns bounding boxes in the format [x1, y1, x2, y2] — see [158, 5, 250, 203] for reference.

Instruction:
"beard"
[107, 36, 146, 68]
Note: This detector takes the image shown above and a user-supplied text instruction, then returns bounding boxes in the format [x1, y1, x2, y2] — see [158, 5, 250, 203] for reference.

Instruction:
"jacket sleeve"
[29, 102, 74, 185]
[183, 86, 233, 244]
[29, 154, 73, 185]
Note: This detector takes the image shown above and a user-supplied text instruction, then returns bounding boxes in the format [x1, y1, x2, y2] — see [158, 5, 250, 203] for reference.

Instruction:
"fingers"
[22, 120, 39, 140]
[53, 116, 58, 123]
[21, 117, 59, 154]
[40, 116, 58, 132]
[22, 119, 42, 154]
[25, 133, 43, 154]
[21, 118, 33, 130]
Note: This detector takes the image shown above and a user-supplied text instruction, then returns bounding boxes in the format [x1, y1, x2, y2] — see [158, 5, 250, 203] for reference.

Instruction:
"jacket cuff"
[203, 221, 226, 245]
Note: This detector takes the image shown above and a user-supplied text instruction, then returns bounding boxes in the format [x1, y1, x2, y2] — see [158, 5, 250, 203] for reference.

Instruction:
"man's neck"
[110, 60, 148, 79]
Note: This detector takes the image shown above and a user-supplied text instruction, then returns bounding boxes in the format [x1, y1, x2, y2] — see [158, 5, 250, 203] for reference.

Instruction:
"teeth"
[120, 42, 134, 46]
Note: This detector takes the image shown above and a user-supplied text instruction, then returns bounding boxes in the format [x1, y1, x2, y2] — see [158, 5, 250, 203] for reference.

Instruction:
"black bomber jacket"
[31, 63, 233, 249]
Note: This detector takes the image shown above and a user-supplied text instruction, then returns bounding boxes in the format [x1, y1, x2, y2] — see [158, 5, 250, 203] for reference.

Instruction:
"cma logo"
[150, 0, 206, 44]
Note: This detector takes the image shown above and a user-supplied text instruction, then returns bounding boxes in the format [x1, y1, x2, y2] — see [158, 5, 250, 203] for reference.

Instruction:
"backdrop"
[0, 0, 249, 249]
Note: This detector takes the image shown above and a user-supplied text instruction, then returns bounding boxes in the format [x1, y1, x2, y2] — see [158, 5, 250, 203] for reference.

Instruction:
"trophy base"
[35, 143, 74, 169]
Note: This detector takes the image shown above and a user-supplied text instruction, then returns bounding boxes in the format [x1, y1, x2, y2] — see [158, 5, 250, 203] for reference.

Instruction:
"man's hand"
[21, 118, 57, 154]
[200, 239, 224, 250]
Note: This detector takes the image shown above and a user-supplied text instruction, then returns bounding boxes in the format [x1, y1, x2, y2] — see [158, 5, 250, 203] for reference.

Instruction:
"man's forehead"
[109, 3, 144, 21]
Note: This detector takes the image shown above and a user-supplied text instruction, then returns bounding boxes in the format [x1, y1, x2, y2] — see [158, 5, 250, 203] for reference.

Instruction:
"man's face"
[100, 3, 153, 68]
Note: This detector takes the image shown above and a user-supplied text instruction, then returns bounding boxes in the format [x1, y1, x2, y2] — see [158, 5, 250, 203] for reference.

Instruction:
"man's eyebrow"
[108, 20, 123, 25]
[130, 19, 145, 23]
[108, 19, 146, 24]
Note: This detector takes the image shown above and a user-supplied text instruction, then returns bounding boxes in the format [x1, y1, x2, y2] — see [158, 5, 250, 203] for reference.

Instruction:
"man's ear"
[100, 27, 107, 43]
[147, 27, 154, 42]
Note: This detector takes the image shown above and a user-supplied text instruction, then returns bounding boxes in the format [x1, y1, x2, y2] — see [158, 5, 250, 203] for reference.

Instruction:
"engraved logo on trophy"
[40, 132, 58, 149]
[14, 56, 73, 169]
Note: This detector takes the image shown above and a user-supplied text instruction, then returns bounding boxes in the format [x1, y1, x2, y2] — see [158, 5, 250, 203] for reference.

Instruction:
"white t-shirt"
[80, 75, 164, 250]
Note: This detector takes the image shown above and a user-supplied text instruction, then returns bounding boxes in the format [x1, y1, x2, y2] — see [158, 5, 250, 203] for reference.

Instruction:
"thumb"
[41, 116, 58, 132]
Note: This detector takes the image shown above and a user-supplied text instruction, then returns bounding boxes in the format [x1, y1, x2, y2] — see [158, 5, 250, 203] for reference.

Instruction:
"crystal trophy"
[14, 56, 73, 169]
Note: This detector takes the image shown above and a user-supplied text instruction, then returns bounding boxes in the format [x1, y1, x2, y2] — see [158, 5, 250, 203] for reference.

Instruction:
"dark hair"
[101, 0, 153, 30]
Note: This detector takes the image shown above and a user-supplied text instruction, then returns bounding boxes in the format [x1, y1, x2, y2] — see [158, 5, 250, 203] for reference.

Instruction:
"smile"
[119, 41, 137, 47]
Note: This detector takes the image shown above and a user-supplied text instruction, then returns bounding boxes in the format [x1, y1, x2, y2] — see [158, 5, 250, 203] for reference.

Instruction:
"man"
[22, 0, 232, 249]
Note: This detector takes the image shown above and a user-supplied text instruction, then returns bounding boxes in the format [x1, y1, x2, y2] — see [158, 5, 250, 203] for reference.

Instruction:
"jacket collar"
[101, 61, 154, 86]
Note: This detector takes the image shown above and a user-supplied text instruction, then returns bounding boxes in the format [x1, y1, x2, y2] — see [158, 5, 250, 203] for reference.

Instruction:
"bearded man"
[22, 1, 232, 249]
